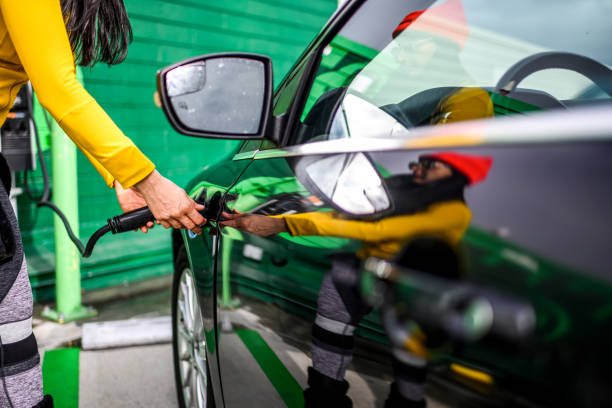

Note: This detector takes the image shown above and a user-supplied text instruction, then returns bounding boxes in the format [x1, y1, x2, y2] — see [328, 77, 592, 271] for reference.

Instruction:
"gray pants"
[0, 184, 43, 408]
[311, 255, 427, 403]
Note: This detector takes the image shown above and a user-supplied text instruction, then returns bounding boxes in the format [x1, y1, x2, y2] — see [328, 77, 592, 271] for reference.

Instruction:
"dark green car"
[158, 0, 612, 406]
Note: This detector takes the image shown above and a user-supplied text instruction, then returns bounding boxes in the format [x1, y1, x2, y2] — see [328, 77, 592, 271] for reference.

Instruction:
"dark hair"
[61, 0, 133, 67]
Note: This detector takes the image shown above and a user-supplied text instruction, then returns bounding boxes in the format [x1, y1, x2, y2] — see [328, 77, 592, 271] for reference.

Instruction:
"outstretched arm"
[1, 0, 153, 189]
[221, 202, 470, 244]
[220, 211, 289, 237]
[1, 0, 206, 232]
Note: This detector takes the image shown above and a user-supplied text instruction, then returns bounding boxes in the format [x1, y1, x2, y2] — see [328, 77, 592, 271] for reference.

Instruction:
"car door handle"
[270, 255, 288, 267]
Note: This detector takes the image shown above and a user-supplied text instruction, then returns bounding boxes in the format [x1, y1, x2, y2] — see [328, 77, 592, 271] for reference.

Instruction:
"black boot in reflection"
[384, 383, 426, 408]
[303, 367, 353, 408]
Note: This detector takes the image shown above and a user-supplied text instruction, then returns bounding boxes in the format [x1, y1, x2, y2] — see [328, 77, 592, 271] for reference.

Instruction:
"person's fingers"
[138, 221, 153, 233]
[135, 173, 209, 231]
[178, 215, 196, 231]
[185, 207, 205, 229]
[221, 211, 244, 220]
[168, 219, 182, 229]
[219, 219, 236, 228]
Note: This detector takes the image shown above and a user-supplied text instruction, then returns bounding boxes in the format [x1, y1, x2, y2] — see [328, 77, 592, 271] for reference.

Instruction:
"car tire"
[172, 245, 215, 408]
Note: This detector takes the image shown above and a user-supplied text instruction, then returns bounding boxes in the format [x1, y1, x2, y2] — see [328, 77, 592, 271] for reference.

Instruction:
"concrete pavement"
[34, 278, 449, 408]
[79, 344, 177, 408]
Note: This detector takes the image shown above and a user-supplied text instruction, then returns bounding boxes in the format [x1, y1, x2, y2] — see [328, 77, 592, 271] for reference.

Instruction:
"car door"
[178, 150, 256, 406]
[213, 2, 399, 407]
[208, 0, 612, 406]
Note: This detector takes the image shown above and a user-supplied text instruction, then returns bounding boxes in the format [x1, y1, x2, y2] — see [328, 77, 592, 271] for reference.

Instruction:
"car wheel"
[172, 245, 214, 408]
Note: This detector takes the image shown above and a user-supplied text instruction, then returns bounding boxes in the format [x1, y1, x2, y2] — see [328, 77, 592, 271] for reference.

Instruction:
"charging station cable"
[22, 111, 163, 258]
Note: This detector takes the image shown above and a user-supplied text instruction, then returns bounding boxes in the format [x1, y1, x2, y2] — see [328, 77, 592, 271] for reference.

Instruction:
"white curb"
[81, 316, 171, 350]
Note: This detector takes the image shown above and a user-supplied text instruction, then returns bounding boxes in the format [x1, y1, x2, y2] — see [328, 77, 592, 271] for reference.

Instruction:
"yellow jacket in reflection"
[280, 200, 471, 259]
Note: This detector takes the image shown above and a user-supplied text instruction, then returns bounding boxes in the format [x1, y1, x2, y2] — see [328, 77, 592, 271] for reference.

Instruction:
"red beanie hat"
[421, 152, 493, 185]
[392, 10, 425, 38]
[392, 0, 469, 49]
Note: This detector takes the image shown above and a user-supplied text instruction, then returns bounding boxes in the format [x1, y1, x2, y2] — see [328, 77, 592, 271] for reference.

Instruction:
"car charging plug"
[83, 191, 240, 257]
[77, 206, 158, 258]
[107, 206, 156, 234]
[83, 201, 206, 258]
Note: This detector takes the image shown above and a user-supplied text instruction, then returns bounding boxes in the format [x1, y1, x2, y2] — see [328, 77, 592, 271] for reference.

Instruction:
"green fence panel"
[19, 0, 337, 300]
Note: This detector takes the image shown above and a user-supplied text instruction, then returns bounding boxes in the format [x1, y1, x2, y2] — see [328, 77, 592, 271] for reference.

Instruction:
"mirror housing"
[157, 53, 273, 140]
[295, 153, 393, 218]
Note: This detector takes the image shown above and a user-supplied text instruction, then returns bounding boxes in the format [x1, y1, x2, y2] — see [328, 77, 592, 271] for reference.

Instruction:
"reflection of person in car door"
[378, 0, 496, 129]
[221, 152, 492, 407]
[389, 0, 471, 85]
[383, 0, 497, 151]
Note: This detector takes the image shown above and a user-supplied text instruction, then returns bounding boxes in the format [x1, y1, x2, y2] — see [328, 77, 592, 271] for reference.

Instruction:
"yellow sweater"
[282, 200, 471, 259]
[0, 0, 154, 188]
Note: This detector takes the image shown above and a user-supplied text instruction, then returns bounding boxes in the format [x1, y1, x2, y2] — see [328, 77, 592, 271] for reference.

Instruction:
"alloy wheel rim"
[177, 267, 208, 408]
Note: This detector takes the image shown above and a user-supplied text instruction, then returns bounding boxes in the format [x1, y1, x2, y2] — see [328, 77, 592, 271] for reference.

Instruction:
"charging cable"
[22, 110, 164, 257]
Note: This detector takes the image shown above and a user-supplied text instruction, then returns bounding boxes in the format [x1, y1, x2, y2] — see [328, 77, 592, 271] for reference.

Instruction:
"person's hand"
[219, 211, 288, 237]
[132, 170, 205, 234]
[114, 181, 155, 233]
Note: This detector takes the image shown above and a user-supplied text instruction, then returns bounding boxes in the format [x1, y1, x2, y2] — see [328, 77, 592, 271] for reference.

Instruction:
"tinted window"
[291, 0, 612, 145]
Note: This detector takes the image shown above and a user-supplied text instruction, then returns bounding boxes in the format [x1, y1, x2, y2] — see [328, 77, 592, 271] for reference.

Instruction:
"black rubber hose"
[37, 201, 85, 254]
[83, 224, 111, 258]
[37, 201, 112, 258]
[23, 117, 50, 202]
[24, 108, 209, 258]
[23, 111, 114, 258]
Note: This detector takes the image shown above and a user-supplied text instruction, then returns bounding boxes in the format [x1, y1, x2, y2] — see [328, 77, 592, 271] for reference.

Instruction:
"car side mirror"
[295, 152, 393, 217]
[157, 53, 273, 139]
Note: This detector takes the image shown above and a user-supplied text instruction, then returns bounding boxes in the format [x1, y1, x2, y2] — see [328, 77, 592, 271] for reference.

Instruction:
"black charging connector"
[107, 206, 155, 234]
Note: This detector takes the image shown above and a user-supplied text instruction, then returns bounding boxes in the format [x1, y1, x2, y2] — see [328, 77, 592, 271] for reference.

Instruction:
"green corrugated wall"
[18, 0, 337, 300]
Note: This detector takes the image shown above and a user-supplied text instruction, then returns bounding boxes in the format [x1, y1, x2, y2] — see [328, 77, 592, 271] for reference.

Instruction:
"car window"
[237, 139, 277, 155]
[238, 139, 263, 154]
[290, 0, 612, 145]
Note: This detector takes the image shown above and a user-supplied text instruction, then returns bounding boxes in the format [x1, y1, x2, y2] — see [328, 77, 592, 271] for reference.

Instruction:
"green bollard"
[218, 235, 240, 309]
[41, 68, 96, 323]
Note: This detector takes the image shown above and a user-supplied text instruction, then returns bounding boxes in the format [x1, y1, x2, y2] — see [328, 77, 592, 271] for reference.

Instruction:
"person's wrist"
[277, 218, 289, 233]
[133, 170, 161, 195]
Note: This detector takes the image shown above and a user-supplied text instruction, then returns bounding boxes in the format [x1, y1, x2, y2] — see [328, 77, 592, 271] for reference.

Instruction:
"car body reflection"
[167, 0, 612, 406]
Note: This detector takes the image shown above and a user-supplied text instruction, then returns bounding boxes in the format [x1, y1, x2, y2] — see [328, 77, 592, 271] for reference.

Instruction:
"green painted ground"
[42, 348, 80, 408]
[41, 329, 303, 408]
[236, 329, 305, 408]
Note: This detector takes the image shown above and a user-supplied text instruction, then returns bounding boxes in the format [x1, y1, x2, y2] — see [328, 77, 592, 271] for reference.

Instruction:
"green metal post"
[219, 236, 239, 309]
[41, 68, 96, 323]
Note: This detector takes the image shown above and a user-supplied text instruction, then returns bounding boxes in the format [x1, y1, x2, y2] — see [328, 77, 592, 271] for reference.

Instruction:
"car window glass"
[237, 139, 277, 155]
[291, 0, 612, 145]
[238, 139, 263, 154]
[273, 56, 312, 116]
